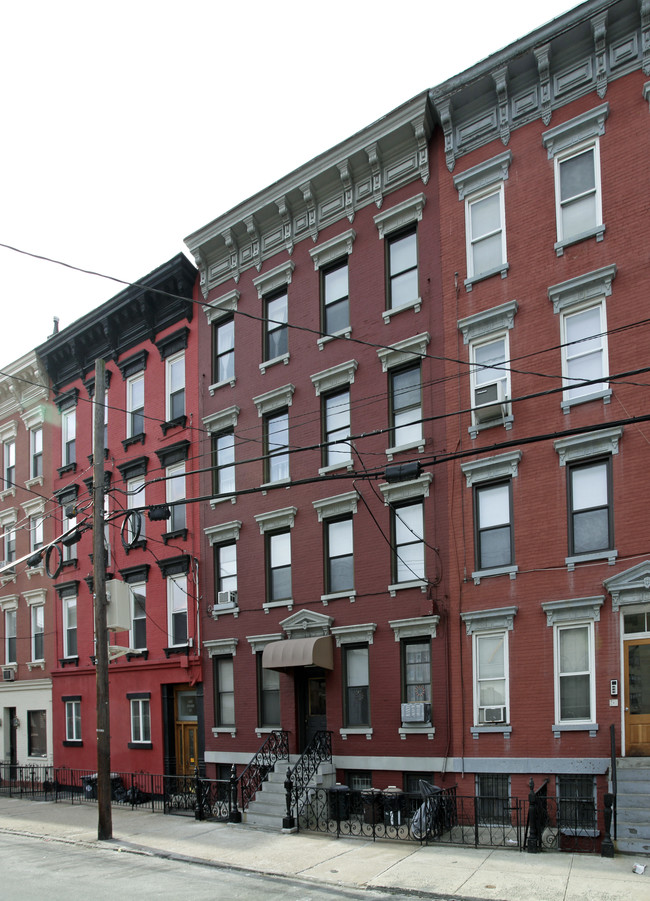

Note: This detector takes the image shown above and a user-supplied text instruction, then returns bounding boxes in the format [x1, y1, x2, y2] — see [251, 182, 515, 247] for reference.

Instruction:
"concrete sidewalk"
[0, 796, 647, 901]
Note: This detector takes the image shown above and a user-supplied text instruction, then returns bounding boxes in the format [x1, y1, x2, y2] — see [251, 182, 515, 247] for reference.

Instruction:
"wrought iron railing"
[288, 730, 332, 822]
[237, 729, 289, 811]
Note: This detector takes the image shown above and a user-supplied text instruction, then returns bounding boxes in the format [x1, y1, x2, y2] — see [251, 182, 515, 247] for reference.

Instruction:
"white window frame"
[65, 699, 81, 742]
[460, 605, 516, 736]
[473, 630, 510, 728]
[62, 596, 77, 658]
[126, 476, 145, 542]
[213, 315, 235, 387]
[373, 194, 426, 321]
[5, 608, 16, 664]
[3, 439, 15, 489]
[166, 462, 186, 532]
[130, 582, 147, 651]
[559, 299, 610, 409]
[214, 655, 235, 728]
[130, 697, 151, 744]
[205, 520, 241, 618]
[30, 427, 43, 480]
[126, 373, 145, 438]
[167, 575, 188, 647]
[31, 604, 44, 662]
[166, 351, 185, 421]
[61, 409, 76, 466]
[30, 515, 44, 552]
[391, 500, 425, 588]
[62, 507, 77, 563]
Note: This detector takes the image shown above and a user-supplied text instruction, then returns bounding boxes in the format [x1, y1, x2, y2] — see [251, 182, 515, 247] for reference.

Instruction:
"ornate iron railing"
[289, 730, 332, 822]
[237, 729, 289, 811]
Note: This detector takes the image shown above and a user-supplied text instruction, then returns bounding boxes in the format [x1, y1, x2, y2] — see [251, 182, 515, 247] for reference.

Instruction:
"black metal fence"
[299, 783, 607, 853]
[0, 763, 232, 821]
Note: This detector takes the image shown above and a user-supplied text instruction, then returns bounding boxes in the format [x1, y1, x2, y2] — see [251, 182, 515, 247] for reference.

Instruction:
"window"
[474, 631, 509, 726]
[476, 774, 510, 825]
[257, 655, 280, 727]
[30, 515, 44, 552]
[130, 698, 151, 744]
[212, 430, 235, 496]
[214, 541, 237, 598]
[343, 644, 370, 727]
[214, 656, 235, 726]
[387, 228, 418, 310]
[322, 260, 349, 334]
[32, 605, 44, 661]
[325, 516, 353, 594]
[390, 365, 422, 448]
[474, 481, 514, 571]
[126, 374, 145, 437]
[561, 302, 608, 403]
[62, 409, 76, 465]
[471, 335, 510, 426]
[126, 476, 145, 543]
[323, 390, 351, 469]
[31, 428, 43, 479]
[391, 502, 425, 584]
[166, 352, 185, 420]
[402, 639, 432, 710]
[62, 507, 77, 562]
[267, 530, 291, 603]
[5, 527, 16, 563]
[264, 291, 288, 361]
[166, 463, 186, 532]
[3, 440, 15, 487]
[264, 410, 289, 483]
[28, 710, 47, 758]
[568, 459, 612, 556]
[130, 583, 146, 650]
[5, 609, 16, 663]
[556, 623, 595, 723]
[168, 575, 188, 646]
[466, 187, 506, 280]
[557, 775, 596, 832]
[541, 104, 608, 253]
[63, 596, 77, 658]
[347, 770, 373, 791]
[212, 316, 234, 385]
[65, 699, 81, 742]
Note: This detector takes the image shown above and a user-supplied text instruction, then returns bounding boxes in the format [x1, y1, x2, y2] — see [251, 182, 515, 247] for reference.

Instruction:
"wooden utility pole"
[93, 358, 112, 840]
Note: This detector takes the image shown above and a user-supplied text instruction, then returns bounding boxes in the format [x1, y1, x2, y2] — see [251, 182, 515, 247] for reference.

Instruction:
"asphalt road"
[2, 831, 467, 901]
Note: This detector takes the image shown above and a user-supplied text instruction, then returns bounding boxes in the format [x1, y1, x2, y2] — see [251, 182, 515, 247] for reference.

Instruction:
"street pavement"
[0, 796, 648, 901]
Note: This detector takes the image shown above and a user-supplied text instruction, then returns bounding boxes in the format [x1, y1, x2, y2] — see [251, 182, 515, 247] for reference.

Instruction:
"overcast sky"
[0, 0, 580, 368]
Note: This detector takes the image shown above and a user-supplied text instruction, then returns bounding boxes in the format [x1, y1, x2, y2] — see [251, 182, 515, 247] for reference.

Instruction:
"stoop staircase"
[244, 757, 336, 829]
[616, 759, 650, 854]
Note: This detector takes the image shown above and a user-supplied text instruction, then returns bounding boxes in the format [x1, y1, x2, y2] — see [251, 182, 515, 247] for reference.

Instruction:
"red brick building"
[35, 253, 201, 777]
[186, 0, 650, 849]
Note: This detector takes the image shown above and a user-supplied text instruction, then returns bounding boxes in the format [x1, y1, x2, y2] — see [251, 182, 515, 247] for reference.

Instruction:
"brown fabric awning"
[262, 636, 334, 671]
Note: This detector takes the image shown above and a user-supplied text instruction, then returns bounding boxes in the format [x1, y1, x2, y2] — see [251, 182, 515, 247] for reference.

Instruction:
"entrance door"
[8, 708, 17, 778]
[296, 668, 327, 752]
[624, 638, 650, 756]
[174, 688, 198, 775]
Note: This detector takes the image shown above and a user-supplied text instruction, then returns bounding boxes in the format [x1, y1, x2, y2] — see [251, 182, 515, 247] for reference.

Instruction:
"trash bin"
[361, 788, 383, 825]
[82, 774, 97, 799]
[383, 785, 405, 827]
[328, 783, 350, 821]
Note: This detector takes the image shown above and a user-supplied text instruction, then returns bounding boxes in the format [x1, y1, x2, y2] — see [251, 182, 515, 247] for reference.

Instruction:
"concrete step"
[617, 795, 650, 811]
[617, 836, 650, 855]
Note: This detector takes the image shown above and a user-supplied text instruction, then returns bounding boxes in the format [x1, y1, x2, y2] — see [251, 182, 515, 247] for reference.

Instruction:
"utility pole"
[93, 358, 112, 840]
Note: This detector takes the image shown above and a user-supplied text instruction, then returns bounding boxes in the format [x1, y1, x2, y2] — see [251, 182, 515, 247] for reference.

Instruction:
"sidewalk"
[0, 796, 647, 901]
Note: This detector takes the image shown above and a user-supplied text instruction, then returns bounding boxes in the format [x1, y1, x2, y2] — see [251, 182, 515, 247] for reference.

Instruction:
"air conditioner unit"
[401, 702, 431, 723]
[217, 589, 237, 605]
[483, 705, 506, 723]
[473, 381, 507, 424]
[2, 668, 15, 682]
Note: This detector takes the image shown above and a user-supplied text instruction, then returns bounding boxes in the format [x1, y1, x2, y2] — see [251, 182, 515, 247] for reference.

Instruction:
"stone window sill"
[319, 460, 354, 475]
[388, 580, 427, 597]
[321, 590, 356, 605]
[470, 725, 512, 738]
[259, 353, 290, 374]
[465, 262, 509, 292]
[399, 725, 435, 740]
[472, 565, 518, 585]
[340, 727, 373, 740]
[552, 723, 598, 738]
[386, 439, 425, 462]
[263, 599, 294, 613]
[561, 389, 611, 413]
[382, 297, 421, 323]
[317, 327, 352, 349]
[208, 377, 236, 395]
[212, 727, 237, 738]
[555, 223, 605, 256]
[566, 551, 617, 572]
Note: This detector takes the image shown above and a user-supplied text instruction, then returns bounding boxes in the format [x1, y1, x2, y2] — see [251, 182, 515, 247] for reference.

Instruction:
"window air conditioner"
[483, 705, 506, 723]
[2, 668, 15, 682]
[473, 381, 507, 424]
[401, 702, 431, 723]
[217, 589, 237, 605]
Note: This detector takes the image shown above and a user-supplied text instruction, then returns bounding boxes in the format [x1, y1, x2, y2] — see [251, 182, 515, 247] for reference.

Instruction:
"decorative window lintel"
[254, 506, 297, 534]
[389, 615, 440, 641]
[252, 260, 295, 299]
[312, 491, 358, 522]
[330, 623, 377, 646]
[373, 193, 426, 239]
[554, 427, 622, 466]
[376, 332, 430, 372]
[205, 520, 242, 545]
[311, 360, 358, 396]
[309, 229, 356, 270]
[202, 405, 240, 433]
[541, 596, 604, 627]
[379, 473, 433, 505]
[204, 638, 238, 657]
[203, 289, 240, 325]
[453, 150, 512, 201]
[548, 264, 617, 314]
[458, 300, 518, 345]
[460, 605, 517, 635]
[541, 103, 609, 159]
[460, 450, 522, 487]
[253, 384, 295, 417]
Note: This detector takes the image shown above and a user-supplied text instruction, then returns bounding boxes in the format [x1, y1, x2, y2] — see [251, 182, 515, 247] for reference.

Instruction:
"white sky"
[0, 0, 579, 368]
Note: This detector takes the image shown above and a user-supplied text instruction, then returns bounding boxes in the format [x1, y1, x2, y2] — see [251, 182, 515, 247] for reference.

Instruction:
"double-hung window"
[267, 530, 292, 604]
[568, 458, 612, 557]
[65, 698, 81, 742]
[402, 639, 432, 712]
[542, 104, 608, 254]
[28, 710, 47, 758]
[126, 374, 145, 438]
[213, 317, 235, 385]
[387, 228, 418, 310]
[168, 575, 188, 647]
[62, 410, 76, 466]
[212, 430, 235, 496]
[166, 463, 186, 533]
[130, 583, 147, 650]
[214, 541, 237, 600]
[3, 440, 15, 488]
[322, 261, 349, 334]
[325, 516, 354, 595]
[5, 609, 16, 664]
[126, 476, 145, 543]
[343, 644, 370, 727]
[30, 515, 44, 552]
[62, 596, 77, 658]
[31, 427, 43, 479]
[475, 481, 514, 572]
[62, 507, 77, 562]
[264, 410, 289, 483]
[4, 527, 16, 563]
[264, 291, 288, 362]
[323, 390, 351, 469]
[166, 352, 185, 421]
[392, 502, 425, 584]
[453, 151, 511, 289]
[32, 605, 44, 661]
[130, 696, 151, 744]
[390, 365, 422, 448]
[461, 606, 516, 730]
[214, 656, 235, 727]
[257, 654, 280, 727]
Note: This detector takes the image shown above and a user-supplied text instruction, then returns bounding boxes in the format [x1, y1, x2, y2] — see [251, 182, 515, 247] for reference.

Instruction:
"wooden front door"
[174, 688, 198, 775]
[296, 669, 327, 752]
[624, 637, 650, 756]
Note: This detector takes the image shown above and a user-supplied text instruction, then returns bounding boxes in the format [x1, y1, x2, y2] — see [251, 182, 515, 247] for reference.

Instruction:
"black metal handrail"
[289, 730, 332, 822]
[238, 729, 289, 810]
[609, 722, 617, 841]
